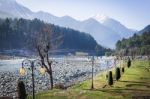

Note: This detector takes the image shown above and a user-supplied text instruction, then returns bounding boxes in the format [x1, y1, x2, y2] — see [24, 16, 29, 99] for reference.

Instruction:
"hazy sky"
[16, 0, 150, 30]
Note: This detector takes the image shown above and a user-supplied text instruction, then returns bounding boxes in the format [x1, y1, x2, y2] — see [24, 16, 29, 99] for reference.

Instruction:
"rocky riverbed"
[0, 56, 115, 98]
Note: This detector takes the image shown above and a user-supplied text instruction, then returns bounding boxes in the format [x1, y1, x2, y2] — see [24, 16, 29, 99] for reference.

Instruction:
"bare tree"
[31, 23, 63, 89]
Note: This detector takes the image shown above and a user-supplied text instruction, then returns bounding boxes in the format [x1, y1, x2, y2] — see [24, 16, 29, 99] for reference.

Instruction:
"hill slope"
[0, 18, 111, 55]
[116, 25, 150, 55]
[138, 25, 150, 35]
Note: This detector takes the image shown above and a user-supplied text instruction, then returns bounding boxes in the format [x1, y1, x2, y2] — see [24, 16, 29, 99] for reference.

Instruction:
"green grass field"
[27, 60, 150, 99]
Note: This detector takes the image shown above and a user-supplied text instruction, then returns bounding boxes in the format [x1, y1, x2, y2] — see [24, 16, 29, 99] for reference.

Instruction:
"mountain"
[93, 15, 136, 38]
[138, 25, 150, 35]
[55, 16, 80, 29]
[92, 14, 108, 23]
[103, 18, 136, 38]
[48, 17, 122, 48]
[33, 11, 58, 23]
[78, 18, 121, 48]
[0, 0, 33, 19]
[0, 0, 136, 48]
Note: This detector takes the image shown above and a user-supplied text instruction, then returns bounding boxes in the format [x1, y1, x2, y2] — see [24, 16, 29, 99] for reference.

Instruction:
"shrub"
[115, 67, 121, 81]
[108, 71, 113, 85]
[127, 58, 131, 68]
[122, 67, 125, 73]
[17, 81, 27, 99]
[54, 83, 67, 89]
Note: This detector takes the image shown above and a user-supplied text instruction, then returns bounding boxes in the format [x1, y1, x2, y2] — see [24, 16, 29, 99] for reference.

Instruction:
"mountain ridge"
[138, 25, 150, 35]
[0, 0, 136, 48]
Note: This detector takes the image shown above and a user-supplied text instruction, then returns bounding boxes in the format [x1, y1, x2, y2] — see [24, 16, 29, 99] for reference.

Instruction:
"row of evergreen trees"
[107, 58, 131, 86]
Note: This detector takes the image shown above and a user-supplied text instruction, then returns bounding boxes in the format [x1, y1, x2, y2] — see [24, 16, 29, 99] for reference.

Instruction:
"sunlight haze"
[15, 0, 150, 30]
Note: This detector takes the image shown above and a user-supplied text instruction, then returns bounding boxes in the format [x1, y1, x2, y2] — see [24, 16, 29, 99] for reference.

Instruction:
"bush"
[122, 67, 125, 73]
[115, 67, 121, 81]
[54, 83, 67, 89]
[108, 71, 113, 85]
[17, 81, 27, 99]
[127, 58, 131, 68]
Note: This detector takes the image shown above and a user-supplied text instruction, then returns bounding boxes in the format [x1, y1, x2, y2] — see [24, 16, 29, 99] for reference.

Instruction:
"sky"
[16, 0, 150, 30]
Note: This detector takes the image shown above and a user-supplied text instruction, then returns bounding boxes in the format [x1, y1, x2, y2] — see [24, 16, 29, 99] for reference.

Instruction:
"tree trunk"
[37, 46, 53, 89]
[46, 53, 53, 89]
[48, 63, 53, 89]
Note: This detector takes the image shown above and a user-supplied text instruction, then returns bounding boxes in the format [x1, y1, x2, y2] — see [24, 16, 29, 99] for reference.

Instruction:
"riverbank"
[27, 60, 150, 99]
[0, 56, 115, 98]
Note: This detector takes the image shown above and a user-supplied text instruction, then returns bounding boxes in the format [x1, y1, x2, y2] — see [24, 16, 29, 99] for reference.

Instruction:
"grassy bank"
[27, 60, 150, 99]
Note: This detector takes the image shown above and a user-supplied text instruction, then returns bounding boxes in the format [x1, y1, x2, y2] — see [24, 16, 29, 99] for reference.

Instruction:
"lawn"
[27, 60, 150, 99]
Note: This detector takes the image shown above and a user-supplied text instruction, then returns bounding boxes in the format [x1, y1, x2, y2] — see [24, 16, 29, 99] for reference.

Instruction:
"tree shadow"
[126, 83, 150, 88]
[92, 88, 150, 94]
[119, 80, 150, 85]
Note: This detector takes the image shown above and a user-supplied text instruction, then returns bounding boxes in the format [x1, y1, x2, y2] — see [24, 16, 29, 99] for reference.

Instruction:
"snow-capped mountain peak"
[92, 14, 108, 23]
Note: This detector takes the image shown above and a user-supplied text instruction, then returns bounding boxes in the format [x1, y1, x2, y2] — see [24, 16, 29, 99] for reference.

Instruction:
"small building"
[75, 52, 88, 56]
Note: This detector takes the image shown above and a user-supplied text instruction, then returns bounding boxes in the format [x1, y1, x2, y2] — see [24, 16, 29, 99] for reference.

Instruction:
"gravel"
[0, 56, 115, 98]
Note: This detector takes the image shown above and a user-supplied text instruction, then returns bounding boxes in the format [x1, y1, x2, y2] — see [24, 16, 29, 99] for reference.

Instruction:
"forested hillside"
[116, 31, 150, 55]
[0, 18, 109, 55]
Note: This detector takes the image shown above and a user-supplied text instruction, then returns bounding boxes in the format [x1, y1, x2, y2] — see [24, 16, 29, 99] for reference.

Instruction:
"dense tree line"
[116, 32, 150, 56]
[95, 44, 113, 56]
[0, 18, 109, 55]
